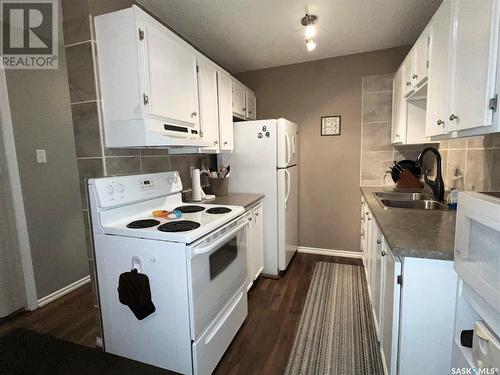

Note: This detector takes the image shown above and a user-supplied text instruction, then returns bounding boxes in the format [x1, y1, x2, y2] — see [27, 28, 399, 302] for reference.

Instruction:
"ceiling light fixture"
[306, 38, 316, 52]
[301, 13, 318, 52]
[305, 23, 316, 38]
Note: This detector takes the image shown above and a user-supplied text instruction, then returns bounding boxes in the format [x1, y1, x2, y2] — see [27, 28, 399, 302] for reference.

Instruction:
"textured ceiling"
[138, 0, 442, 73]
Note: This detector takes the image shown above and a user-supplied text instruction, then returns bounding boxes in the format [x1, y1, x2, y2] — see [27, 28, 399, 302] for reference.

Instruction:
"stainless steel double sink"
[373, 191, 448, 210]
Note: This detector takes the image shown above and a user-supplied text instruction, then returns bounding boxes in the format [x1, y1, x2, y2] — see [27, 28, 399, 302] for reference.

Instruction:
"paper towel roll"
[191, 168, 202, 201]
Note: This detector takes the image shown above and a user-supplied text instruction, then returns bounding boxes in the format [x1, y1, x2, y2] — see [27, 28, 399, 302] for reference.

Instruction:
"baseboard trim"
[37, 275, 91, 308]
[297, 246, 363, 259]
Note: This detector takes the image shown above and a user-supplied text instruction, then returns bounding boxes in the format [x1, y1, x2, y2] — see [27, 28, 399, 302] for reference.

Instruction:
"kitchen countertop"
[188, 193, 265, 210]
[360, 187, 456, 261]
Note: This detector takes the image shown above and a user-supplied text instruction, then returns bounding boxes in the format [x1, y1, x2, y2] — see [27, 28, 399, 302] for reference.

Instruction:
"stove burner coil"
[157, 220, 201, 232]
[126, 219, 161, 229]
[206, 207, 232, 214]
[174, 205, 205, 213]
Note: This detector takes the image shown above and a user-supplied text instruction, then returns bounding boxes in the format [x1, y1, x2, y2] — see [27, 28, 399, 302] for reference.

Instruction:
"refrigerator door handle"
[284, 168, 291, 206]
[284, 132, 291, 166]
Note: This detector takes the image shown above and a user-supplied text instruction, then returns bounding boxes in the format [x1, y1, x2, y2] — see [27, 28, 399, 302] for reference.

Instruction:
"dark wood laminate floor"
[0, 253, 362, 374]
[214, 254, 362, 375]
[0, 282, 99, 348]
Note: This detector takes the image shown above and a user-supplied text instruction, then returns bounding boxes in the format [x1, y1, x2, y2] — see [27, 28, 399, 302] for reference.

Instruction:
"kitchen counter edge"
[360, 187, 456, 262]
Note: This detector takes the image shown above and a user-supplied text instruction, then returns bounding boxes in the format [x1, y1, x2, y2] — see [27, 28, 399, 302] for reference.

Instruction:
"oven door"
[187, 215, 248, 339]
[455, 192, 500, 314]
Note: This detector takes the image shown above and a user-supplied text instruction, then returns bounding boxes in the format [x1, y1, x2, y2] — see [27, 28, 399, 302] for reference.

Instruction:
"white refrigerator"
[221, 118, 299, 276]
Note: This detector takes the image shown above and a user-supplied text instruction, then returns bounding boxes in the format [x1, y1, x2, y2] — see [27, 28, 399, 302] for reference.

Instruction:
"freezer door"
[277, 166, 298, 270]
[277, 119, 299, 168]
[220, 120, 280, 276]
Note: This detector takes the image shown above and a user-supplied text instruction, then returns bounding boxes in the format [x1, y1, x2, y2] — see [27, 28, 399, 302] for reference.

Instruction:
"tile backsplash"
[360, 73, 500, 191]
[439, 135, 500, 191]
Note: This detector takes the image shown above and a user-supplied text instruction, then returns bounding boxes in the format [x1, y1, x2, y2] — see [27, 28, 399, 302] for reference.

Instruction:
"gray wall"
[236, 46, 410, 252]
[5, 3, 88, 299]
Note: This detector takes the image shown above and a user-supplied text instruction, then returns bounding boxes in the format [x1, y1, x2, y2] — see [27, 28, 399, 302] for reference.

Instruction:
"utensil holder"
[209, 177, 229, 197]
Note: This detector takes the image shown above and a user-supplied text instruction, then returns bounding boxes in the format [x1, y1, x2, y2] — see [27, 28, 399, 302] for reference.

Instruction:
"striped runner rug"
[285, 262, 384, 375]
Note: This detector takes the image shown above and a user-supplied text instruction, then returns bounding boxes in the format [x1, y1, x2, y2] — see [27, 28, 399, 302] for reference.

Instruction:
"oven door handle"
[193, 220, 247, 256]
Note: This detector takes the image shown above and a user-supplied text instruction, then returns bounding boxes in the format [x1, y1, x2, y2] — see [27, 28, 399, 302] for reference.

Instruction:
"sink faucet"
[416, 147, 445, 202]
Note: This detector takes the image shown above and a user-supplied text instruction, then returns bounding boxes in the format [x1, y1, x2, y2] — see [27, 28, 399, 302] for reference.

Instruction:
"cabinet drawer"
[192, 285, 247, 375]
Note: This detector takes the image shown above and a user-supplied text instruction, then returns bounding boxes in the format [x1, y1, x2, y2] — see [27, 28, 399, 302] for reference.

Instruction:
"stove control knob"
[115, 183, 125, 193]
[105, 184, 114, 195]
[167, 176, 174, 184]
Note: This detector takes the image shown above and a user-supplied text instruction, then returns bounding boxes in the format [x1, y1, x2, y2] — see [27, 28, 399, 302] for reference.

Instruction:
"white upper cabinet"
[391, 66, 406, 144]
[394, 27, 429, 145]
[245, 90, 257, 120]
[426, 0, 453, 137]
[232, 78, 257, 120]
[425, 0, 500, 137]
[95, 6, 211, 147]
[196, 57, 220, 152]
[448, 0, 497, 132]
[143, 15, 199, 127]
[218, 72, 234, 151]
[232, 81, 247, 119]
[412, 26, 430, 89]
[402, 52, 415, 97]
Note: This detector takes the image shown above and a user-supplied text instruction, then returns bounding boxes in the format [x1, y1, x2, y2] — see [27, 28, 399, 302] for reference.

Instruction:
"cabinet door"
[217, 72, 234, 151]
[365, 212, 375, 298]
[142, 16, 199, 127]
[426, 0, 453, 137]
[380, 246, 402, 375]
[371, 224, 383, 336]
[361, 200, 367, 253]
[232, 81, 246, 118]
[449, 0, 497, 132]
[197, 58, 219, 151]
[413, 27, 430, 88]
[245, 211, 253, 290]
[402, 52, 414, 97]
[391, 66, 406, 144]
[252, 204, 264, 280]
[245, 90, 257, 120]
[398, 258, 457, 375]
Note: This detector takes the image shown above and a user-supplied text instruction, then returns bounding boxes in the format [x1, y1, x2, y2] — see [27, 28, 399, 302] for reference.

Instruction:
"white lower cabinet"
[380, 244, 402, 375]
[362, 199, 458, 375]
[246, 203, 264, 290]
[371, 224, 384, 336]
[397, 258, 458, 375]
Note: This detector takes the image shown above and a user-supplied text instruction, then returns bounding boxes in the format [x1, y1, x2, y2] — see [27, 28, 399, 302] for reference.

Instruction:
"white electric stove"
[88, 171, 248, 375]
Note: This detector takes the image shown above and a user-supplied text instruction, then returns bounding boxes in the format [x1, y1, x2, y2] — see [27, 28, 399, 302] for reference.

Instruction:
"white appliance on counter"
[452, 192, 500, 372]
[88, 171, 247, 375]
[221, 118, 299, 276]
